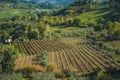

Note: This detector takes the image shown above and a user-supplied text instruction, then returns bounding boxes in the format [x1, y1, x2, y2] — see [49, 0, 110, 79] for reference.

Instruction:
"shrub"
[72, 18, 81, 27]
[28, 31, 39, 40]
[63, 66, 77, 77]
[1, 47, 17, 73]
[36, 51, 48, 66]
[31, 72, 57, 80]
[95, 71, 112, 80]
[34, 65, 45, 72]
[56, 72, 65, 79]
[46, 64, 58, 73]
[0, 73, 23, 80]
[18, 65, 35, 78]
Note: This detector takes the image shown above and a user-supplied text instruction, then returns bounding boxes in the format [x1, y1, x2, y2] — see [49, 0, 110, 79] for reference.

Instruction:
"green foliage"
[28, 31, 38, 40]
[109, 0, 120, 21]
[57, 0, 110, 15]
[72, 18, 81, 27]
[106, 21, 113, 29]
[108, 22, 120, 40]
[18, 66, 35, 78]
[0, 30, 9, 42]
[96, 71, 112, 80]
[1, 47, 18, 73]
[0, 9, 30, 19]
[0, 73, 23, 80]
[36, 51, 48, 66]
[46, 64, 57, 73]
[63, 66, 77, 78]
[14, 29, 27, 39]
[31, 72, 57, 80]
[76, 9, 111, 23]
[114, 30, 120, 40]
[38, 23, 50, 39]
[94, 23, 104, 31]
[87, 20, 97, 27]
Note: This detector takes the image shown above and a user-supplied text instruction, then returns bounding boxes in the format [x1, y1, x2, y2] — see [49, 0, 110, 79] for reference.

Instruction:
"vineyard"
[15, 37, 120, 72]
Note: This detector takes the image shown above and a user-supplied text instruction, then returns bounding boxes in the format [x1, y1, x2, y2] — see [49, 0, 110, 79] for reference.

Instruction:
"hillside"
[0, 0, 120, 80]
[76, 9, 112, 23]
[56, 0, 110, 16]
[22, 0, 75, 6]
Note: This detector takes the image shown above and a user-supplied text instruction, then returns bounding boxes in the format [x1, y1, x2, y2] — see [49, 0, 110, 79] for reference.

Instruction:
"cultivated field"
[15, 37, 120, 72]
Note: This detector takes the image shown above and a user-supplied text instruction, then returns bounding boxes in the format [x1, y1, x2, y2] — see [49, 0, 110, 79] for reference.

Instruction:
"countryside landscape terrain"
[0, 0, 120, 80]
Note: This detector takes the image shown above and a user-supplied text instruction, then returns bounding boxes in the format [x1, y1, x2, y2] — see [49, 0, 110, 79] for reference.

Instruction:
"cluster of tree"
[109, 0, 120, 22]
[0, 46, 19, 74]
[36, 51, 48, 66]
[12, 12, 73, 26]
[0, 1, 42, 9]
[0, 61, 117, 80]
[14, 22, 50, 40]
[56, 0, 110, 15]
[0, 21, 50, 43]
[13, 2, 41, 9]
[107, 22, 120, 40]
[40, 2, 63, 9]
[0, 0, 64, 9]
[66, 18, 81, 27]
[93, 20, 120, 41]
[0, 23, 20, 43]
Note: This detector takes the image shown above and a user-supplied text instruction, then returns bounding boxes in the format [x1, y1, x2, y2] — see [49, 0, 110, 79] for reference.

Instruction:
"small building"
[5, 36, 12, 43]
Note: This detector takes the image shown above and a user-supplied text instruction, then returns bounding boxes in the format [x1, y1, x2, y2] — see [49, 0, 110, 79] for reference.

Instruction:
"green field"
[76, 9, 112, 23]
[0, 9, 31, 19]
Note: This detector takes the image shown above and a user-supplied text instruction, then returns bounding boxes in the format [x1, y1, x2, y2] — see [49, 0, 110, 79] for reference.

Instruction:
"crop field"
[15, 37, 120, 72]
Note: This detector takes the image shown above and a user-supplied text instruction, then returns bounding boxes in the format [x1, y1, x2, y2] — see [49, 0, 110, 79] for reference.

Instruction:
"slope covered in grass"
[76, 9, 112, 23]
[0, 9, 30, 19]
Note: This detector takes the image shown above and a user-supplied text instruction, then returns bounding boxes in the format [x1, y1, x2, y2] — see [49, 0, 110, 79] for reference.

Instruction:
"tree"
[72, 18, 81, 26]
[31, 13, 39, 21]
[94, 23, 104, 31]
[36, 51, 48, 67]
[1, 48, 17, 73]
[31, 72, 57, 80]
[38, 22, 50, 39]
[66, 20, 73, 26]
[0, 30, 9, 43]
[96, 71, 112, 80]
[97, 17, 105, 24]
[13, 29, 27, 39]
[46, 64, 57, 73]
[109, 0, 120, 21]
[114, 30, 120, 40]
[28, 31, 38, 40]
[0, 73, 23, 80]
[106, 21, 113, 29]
[63, 66, 77, 77]
[108, 22, 120, 35]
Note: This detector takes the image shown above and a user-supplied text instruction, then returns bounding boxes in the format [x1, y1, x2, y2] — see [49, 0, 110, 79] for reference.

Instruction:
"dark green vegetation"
[0, 0, 120, 80]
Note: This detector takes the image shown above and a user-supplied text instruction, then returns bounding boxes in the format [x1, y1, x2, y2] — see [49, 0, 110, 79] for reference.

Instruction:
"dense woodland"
[0, 0, 120, 80]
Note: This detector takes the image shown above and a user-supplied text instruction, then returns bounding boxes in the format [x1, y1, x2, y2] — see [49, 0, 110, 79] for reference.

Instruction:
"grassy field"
[0, 8, 59, 19]
[0, 9, 31, 19]
[50, 26, 80, 32]
[76, 9, 112, 23]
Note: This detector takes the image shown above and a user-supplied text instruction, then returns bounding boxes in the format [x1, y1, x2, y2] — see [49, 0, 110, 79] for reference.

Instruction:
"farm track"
[15, 38, 120, 72]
